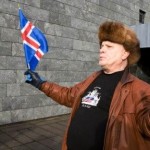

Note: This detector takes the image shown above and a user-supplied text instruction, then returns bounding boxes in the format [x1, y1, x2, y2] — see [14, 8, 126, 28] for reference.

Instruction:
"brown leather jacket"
[40, 69, 150, 150]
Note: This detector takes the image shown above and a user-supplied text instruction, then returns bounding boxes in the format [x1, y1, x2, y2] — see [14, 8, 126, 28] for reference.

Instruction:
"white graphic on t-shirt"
[82, 87, 101, 106]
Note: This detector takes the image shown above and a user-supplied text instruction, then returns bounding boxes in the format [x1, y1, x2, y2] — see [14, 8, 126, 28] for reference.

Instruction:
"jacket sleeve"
[136, 95, 150, 138]
[39, 81, 83, 108]
[39, 72, 98, 108]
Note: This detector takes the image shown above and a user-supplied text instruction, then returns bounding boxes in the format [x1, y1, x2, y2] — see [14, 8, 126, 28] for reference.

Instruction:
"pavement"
[0, 114, 70, 150]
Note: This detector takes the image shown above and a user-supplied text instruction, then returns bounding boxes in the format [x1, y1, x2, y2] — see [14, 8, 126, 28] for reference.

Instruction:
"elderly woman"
[25, 21, 150, 150]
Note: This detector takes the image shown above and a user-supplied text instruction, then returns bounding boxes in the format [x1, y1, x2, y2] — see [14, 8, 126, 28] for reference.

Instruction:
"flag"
[19, 8, 48, 71]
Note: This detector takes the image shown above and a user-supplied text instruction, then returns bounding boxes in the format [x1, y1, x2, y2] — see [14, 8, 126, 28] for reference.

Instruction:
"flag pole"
[18, 6, 29, 71]
[18, 7, 30, 70]
[18, 6, 31, 82]
[18, 3, 20, 9]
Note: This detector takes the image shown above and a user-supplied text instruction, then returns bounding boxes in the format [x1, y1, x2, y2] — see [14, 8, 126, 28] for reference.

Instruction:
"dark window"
[139, 10, 146, 24]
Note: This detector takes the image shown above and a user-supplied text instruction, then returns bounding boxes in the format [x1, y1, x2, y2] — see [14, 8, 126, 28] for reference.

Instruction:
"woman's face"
[99, 41, 129, 73]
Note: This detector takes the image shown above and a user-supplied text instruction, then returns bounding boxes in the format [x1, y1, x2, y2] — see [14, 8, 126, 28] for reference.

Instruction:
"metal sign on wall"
[131, 23, 150, 48]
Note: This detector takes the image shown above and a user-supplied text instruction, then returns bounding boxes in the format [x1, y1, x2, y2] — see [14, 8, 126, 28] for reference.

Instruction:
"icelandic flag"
[19, 8, 48, 71]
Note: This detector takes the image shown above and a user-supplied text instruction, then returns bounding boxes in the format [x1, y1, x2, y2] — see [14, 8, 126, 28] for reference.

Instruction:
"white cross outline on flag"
[21, 21, 44, 62]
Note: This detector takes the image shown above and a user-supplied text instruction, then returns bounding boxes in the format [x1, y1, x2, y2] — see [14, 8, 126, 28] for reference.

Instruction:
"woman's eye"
[107, 45, 112, 48]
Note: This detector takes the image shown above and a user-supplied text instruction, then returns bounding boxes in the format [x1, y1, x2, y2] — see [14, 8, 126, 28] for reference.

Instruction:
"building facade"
[0, 0, 150, 125]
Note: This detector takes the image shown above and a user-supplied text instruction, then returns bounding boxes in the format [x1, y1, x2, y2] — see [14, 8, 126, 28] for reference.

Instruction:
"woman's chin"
[99, 61, 106, 67]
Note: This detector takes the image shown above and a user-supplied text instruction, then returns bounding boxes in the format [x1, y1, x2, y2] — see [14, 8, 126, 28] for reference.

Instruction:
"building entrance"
[137, 48, 150, 83]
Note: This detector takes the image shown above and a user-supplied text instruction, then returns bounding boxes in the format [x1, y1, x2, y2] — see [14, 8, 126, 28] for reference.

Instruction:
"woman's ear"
[122, 50, 130, 60]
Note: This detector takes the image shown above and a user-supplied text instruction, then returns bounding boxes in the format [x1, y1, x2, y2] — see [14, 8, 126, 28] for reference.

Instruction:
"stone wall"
[1, 0, 150, 125]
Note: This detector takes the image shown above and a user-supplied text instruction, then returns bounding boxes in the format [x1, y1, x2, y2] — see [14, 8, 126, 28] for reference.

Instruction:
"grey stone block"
[44, 47, 99, 61]
[23, 5, 49, 22]
[58, 13, 71, 27]
[0, 13, 18, 29]
[67, 60, 85, 71]
[73, 50, 99, 62]
[33, 105, 70, 119]
[86, 0, 99, 4]
[0, 41, 11, 56]
[84, 11, 107, 25]
[2, 97, 12, 111]
[45, 23, 79, 39]
[0, 84, 6, 98]
[71, 17, 98, 32]
[38, 58, 87, 72]
[6, 56, 26, 70]
[136, 0, 150, 11]
[10, 105, 70, 123]
[45, 70, 90, 82]
[34, 20, 46, 34]
[65, 5, 84, 19]
[49, 12, 71, 27]
[43, 47, 74, 60]
[38, 58, 99, 72]
[49, 11, 60, 24]
[46, 35, 73, 49]
[73, 39, 99, 52]
[38, 59, 70, 71]
[41, 0, 66, 14]
[109, 0, 133, 10]
[0, 70, 16, 84]
[11, 108, 35, 122]
[1, 28, 20, 43]
[0, 97, 2, 111]
[44, 22, 56, 35]
[61, 26, 79, 39]
[57, 0, 85, 9]
[83, 61, 100, 72]
[0, 111, 11, 124]
[78, 30, 98, 43]
[12, 43, 24, 57]
[0, 0, 19, 16]
[20, 83, 43, 95]
[84, 1, 111, 18]
[2, 95, 54, 111]
[16, 70, 26, 84]
[108, 2, 135, 19]
[7, 84, 20, 97]
[65, 4, 106, 25]
[0, 56, 7, 69]
[0, 27, 1, 40]
[24, 0, 40, 8]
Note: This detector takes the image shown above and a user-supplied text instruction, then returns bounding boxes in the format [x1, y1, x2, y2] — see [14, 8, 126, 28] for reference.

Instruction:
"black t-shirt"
[67, 70, 124, 150]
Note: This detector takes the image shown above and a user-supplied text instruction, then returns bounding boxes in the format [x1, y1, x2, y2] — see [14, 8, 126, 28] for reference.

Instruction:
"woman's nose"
[100, 46, 105, 53]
